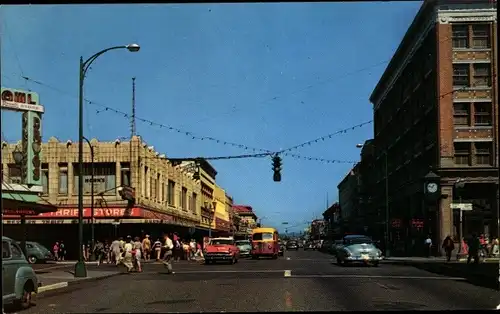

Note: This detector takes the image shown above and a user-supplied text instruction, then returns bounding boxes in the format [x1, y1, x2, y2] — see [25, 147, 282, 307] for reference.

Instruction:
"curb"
[36, 272, 125, 298]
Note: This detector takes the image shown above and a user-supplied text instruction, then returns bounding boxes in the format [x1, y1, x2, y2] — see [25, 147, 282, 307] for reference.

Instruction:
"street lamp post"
[82, 136, 95, 260]
[205, 201, 217, 238]
[75, 44, 140, 278]
[356, 143, 390, 257]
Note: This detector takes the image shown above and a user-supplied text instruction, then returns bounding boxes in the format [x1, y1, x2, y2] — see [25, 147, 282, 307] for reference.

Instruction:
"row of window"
[453, 102, 493, 127]
[5, 162, 198, 213]
[451, 24, 491, 49]
[452, 63, 492, 87]
[453, 142, 494, 166]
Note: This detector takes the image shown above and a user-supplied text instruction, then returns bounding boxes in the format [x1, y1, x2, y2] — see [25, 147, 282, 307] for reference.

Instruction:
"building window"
[167, 180, 175, 206]
[120, 163, 130, 187]
[453, 103, 470, 126]
[41, 163, 49, 195]
[452, 24, 468, 48]
[191, 192, 198, 213]
[452, 64, 469, 87]
[58, 164, 68, 195]
[7, 164, 22, 184]
[472, 24, 490, 49]
[151, 174, 157, 200]
[73, 162, 116, 195]
[474, 102, 492, 126]
[453, 142, 470, 166]
[472, 64, 491, 87]
[181, 187, 188, 210]
[474, 142, 492, 165]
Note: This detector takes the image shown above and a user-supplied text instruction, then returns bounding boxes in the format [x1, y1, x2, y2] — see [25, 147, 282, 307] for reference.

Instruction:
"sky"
[1, 2, 422, 232]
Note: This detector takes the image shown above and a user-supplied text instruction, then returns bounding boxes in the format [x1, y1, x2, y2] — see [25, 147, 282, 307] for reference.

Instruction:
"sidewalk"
[384, 256, 498, 290]
[36, 269, 123, 296]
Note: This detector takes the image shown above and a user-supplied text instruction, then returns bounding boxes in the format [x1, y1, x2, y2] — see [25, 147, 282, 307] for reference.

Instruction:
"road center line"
[284, 270, 292, 277]
[288, 274, 466, 280]
[171, 270, 285, 274]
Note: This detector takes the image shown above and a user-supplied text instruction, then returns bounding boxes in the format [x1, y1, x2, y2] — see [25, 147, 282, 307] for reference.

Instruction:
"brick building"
[364, 0, 498, 255]
[1, 135, 217, 256]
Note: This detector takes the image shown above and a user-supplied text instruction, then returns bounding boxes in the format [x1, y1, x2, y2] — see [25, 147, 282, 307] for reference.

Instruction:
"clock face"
[426, 182, 438, 193]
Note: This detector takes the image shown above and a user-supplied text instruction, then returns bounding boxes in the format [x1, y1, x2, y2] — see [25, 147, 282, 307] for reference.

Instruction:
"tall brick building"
[364, 0, 498, 255]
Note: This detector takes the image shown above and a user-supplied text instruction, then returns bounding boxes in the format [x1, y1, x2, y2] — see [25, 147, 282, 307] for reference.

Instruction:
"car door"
[2, 240, 15, 300]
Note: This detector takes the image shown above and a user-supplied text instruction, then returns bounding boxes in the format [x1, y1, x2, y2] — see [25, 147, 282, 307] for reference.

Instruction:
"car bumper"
[204, 254, 233, 261]
[346, 256, 383, 262]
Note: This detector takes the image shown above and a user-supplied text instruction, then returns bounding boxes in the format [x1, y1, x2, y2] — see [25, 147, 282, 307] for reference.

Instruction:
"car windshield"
[210, 239, 233, 245]
[252, 233, 273, 241]
[236, 241, 250, 246]
[344, 237, 373, 245]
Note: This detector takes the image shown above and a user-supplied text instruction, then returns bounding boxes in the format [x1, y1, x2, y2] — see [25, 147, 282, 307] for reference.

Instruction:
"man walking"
[162, 234, 174, 274]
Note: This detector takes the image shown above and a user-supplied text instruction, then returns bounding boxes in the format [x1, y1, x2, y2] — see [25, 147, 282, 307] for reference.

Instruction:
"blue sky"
[1, 2, 422, 232]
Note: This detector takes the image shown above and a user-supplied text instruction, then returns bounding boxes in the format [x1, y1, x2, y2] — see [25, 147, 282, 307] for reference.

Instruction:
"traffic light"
[272, 155, 282, 182]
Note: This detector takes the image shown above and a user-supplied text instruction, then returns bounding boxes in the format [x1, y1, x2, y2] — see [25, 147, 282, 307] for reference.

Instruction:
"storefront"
[3, 205, 199, 259]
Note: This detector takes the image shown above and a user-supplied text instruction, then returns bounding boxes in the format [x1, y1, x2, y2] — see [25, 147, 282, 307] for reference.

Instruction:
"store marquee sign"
[1, 87, 44, 113]
[3, 207, 142, 218]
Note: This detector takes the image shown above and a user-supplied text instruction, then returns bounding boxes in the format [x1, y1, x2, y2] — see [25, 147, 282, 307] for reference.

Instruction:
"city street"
[22, 250, 500, 313]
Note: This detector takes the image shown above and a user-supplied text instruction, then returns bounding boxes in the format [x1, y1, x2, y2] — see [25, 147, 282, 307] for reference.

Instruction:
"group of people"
[88, 233, 206, 274]
[441, 233, 499, 263]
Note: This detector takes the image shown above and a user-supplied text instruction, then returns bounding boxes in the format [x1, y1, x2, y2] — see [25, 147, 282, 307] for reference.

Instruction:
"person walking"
[441, 235, 455, 262]
[162, 234, 174, 274]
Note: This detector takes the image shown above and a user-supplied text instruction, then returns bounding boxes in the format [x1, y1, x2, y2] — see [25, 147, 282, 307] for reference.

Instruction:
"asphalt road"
[22, 250, 500, 312]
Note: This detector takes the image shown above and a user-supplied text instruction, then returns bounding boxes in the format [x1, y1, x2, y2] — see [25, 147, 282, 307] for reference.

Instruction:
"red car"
[204, 237, 240, 264]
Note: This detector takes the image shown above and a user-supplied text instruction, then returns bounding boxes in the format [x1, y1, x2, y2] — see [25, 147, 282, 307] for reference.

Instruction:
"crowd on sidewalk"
[437, 233, 499, 263]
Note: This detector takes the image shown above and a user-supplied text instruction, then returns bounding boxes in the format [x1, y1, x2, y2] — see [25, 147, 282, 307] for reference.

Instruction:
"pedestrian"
[94, 240, 105, 266]
[110, 238, 122, 265]
[466, 233, 480, 264]
[441, 235, 454, 262]
[133, 236, 143, 272]
[122, 236, 135, 272]
[52, 242, 59, 261]
[59, 241, 66, 261]
[153, 238, 162, 261]
[162, 234, 174, 274]
[424, 235, 432, 257]
[142, 235, 151, 262]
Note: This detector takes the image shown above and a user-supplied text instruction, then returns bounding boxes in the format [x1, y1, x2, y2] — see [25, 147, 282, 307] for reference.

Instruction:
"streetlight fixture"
[12, 146, 23, 165]
[205, 201, 217, 238]
[356, 143, 390, 257]
[75, 44, 140, 278]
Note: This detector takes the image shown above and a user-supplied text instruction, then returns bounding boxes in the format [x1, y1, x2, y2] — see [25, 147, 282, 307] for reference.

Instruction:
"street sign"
[450, 203, 473, 211]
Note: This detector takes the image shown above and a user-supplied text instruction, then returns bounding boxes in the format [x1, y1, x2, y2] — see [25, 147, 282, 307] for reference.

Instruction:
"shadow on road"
[401, 262, 498, 290]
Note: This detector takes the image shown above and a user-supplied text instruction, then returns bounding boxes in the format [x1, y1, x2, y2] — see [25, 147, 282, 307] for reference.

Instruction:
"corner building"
[2, 136, 203, 258]
[368, 0, 498, 255]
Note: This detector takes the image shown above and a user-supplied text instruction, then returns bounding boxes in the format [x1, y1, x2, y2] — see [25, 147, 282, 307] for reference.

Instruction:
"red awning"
[2, 199, 57, 216]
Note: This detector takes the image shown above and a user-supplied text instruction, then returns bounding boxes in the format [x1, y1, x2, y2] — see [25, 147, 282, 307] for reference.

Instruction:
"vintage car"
[285, 240, 299, 251]
[2, 236, 40, 310]
[235, 240, 252, 258]
[16, 241, 53, 264]
[204, 237, 240, 264]
[335, 235, 383, 267]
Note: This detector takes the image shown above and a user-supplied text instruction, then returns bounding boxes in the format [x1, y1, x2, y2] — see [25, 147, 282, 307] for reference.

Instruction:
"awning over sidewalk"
[2, 198, 57, 216]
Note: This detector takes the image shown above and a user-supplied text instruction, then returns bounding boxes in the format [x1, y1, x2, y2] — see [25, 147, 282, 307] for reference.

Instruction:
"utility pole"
[130, 77, 136, 186]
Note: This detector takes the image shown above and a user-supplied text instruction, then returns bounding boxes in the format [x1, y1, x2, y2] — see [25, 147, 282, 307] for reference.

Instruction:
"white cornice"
[437, 8, 497, 24]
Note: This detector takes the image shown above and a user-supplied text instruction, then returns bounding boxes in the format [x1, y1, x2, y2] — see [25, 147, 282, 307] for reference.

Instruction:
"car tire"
[27, 256, 37, 264]
[372, 261, 380, 267]
[205, 260, 211, 265]
[16, 281, 34, 310]
[231, 256, 236, 264]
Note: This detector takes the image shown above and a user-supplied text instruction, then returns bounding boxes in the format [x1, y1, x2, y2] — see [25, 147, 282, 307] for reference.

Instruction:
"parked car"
[204, 237, 240, 264]
[2, 236, 39, 310]
[235, 240, 252, 258]
[335, 235, 382, 267]
[17, 241, 53, 264]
